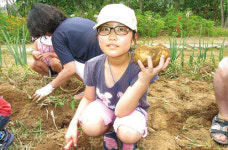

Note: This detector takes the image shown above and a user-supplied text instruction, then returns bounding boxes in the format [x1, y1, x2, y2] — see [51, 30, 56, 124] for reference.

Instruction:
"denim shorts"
[0, 115, 10, 130]
[79, 100, 148, 137]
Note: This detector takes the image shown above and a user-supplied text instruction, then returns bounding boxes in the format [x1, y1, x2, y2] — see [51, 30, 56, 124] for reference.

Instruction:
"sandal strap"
[210, 115, 228, 137]
[214, 115, 228, 126]
[210, 129, 228, 137]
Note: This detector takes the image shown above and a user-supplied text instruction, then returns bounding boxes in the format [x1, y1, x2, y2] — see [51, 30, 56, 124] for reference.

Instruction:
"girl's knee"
[79, 100, 115, 137]
[113, 109, 148, 140]
[81, 115, 107, 137]
[116, 125, 141, 144]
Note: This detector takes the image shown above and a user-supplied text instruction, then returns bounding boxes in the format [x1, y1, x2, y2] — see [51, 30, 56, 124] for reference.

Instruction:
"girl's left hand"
[137, 55, 170, 83]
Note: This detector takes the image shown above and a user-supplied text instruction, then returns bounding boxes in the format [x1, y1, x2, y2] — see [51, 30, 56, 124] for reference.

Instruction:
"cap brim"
[93, 20, 110, 30]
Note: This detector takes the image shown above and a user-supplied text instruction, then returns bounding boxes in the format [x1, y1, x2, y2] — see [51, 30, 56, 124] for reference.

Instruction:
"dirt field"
[1, 36, 228, 150]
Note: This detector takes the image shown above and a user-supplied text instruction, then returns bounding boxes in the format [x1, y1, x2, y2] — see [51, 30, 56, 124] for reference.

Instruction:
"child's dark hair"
[27, 3, 68, 39]
[132, 31, 136, 41]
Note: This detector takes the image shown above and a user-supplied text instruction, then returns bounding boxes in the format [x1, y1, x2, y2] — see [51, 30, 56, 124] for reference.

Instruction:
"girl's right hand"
[64, 120, 81, 150]
[137, 55, 170, 83]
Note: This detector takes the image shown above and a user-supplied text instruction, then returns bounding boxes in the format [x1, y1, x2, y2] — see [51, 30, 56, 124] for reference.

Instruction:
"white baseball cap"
[93, 4, 137, 31]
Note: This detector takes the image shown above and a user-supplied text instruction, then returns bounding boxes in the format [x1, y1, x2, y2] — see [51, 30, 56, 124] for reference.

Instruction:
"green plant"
[1, 12, 30, 43]
[219, 39, 225, 61]
[10, 120, 43, 149]
[164, 34, 221, 81]
[41, 96, 66, 109]
[54, 97, 65, 108]
[71, 100, 76, 111]
[169, 34, 188, 66]
[1, 25, 27, 67]
[197, 35, 210, 63]
[210, 27, 228, 37]
[136, 10, 165, 37]
[164, 10, 215, 37]
[31, 119, 44, 140]
[0, 43, 2, 69]
[0, 12, 9, 43]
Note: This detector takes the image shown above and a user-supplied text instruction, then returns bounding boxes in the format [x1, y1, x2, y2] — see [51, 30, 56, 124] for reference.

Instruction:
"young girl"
[65, 4, 170, 150]
[30, 36, 62, 77]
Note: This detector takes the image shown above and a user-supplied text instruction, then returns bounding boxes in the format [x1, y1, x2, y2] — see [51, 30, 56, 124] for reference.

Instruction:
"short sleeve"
[83, 61, 95, 86]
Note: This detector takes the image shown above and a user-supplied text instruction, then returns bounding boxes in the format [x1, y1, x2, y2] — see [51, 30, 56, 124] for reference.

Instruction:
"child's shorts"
[79, 99, 148, 137]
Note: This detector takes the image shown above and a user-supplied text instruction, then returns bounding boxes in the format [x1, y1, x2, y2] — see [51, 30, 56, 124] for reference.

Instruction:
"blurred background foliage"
[0, 0, 228, 44]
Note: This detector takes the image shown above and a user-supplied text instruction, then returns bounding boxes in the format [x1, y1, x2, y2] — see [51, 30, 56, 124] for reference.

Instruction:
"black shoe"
[0, 128, 14, 150]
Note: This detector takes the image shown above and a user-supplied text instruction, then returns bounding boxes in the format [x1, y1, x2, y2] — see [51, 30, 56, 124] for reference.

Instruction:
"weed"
[40, 96, 65, 108]
[70, 100, 76, 111]
[9, 120, 44, 150]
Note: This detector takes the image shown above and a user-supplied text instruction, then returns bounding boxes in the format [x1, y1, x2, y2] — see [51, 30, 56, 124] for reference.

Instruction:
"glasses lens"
[115, 26, 129, 35]
[98, 26, 110, 36]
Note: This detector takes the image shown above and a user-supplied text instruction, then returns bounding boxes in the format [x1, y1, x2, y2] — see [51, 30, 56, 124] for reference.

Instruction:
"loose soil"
[1, 36, 228, 150]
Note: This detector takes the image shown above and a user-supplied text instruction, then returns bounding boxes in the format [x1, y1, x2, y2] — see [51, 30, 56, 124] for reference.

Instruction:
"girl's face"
[98, 22, 135, 58]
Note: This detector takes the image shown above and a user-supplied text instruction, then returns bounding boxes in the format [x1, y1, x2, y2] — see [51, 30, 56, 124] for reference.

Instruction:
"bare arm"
[34, 40, 38, 51]
[115, 56, 170, 117]
[32, 61, 79, 101]
[50, 61, 77, 88]
[69, 85, 96, 126]
[65, 85, 96, 147]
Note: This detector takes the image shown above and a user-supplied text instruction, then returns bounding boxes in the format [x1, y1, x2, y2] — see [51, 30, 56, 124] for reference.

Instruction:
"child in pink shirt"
[30, 36, 62, 77]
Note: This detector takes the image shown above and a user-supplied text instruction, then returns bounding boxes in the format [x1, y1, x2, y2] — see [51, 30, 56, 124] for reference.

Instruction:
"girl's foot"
[122, 142, 137, 150]
[103, 131, 119, 150]
[210, 115, 228, 144]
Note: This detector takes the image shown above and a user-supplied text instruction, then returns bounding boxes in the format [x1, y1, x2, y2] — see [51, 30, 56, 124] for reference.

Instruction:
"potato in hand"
[133, 44, 171, 67]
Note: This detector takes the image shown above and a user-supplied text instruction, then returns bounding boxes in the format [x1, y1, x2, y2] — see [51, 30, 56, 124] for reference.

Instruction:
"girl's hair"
[131, 31, 137, 51]
[27, 3, 68, 39]
[132, 31, 136, 41]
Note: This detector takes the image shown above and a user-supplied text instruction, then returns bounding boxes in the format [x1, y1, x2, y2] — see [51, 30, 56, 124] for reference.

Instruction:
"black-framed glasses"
[97, 26, 130, 36]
